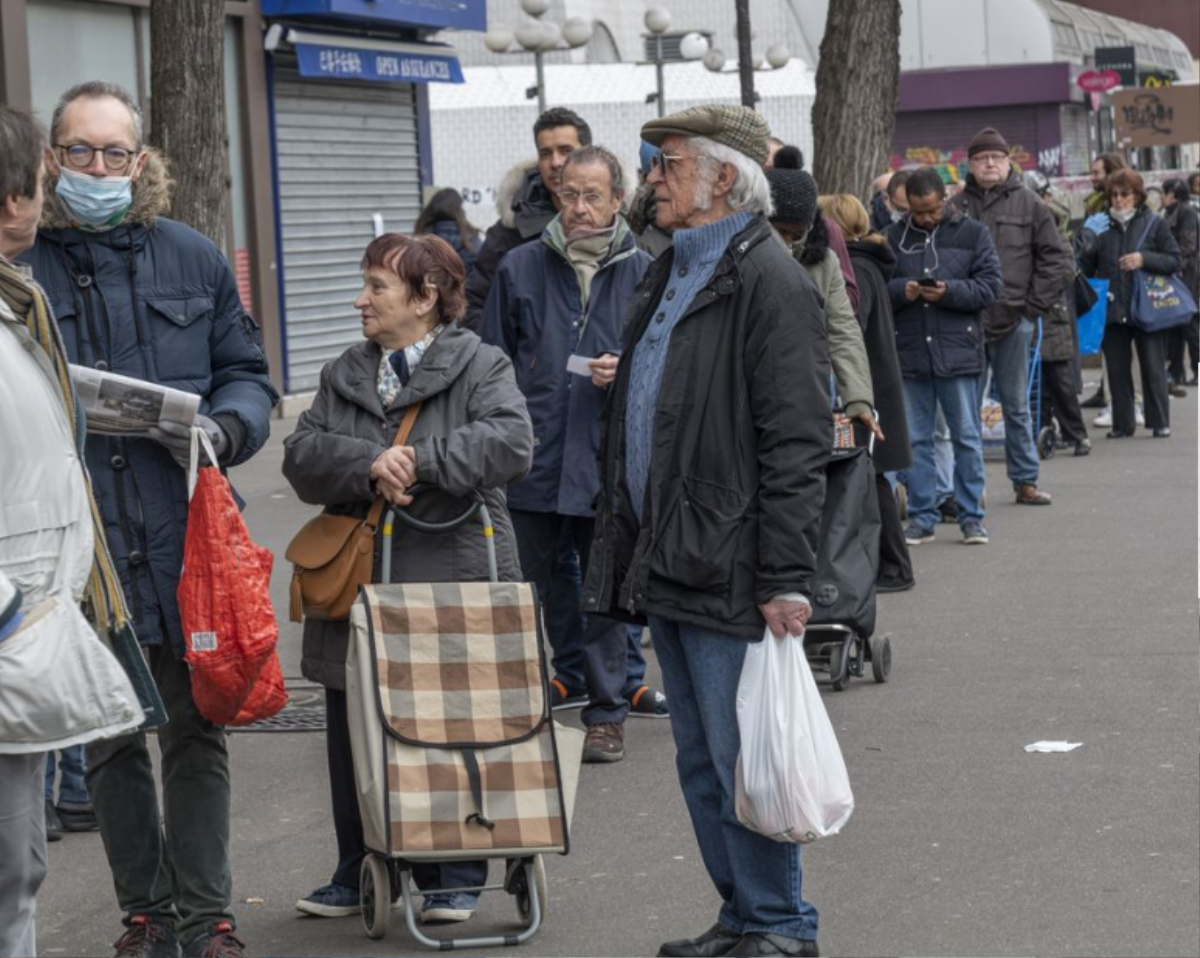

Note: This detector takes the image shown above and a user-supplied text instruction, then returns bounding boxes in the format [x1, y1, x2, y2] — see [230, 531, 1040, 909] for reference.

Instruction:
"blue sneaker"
[421, 891, 479, 924]
[627, 684, 669, 719]
[904, 523, 935, 546]
[961, 521, 989, 545]
[295, 882, 360, 917]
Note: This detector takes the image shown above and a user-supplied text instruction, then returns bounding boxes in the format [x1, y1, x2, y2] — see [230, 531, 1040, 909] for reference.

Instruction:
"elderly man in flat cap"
[583, 105, 829, 958]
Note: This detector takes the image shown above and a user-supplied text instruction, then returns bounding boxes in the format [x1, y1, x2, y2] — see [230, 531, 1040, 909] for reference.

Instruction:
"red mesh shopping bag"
[177, 430, 287, 726]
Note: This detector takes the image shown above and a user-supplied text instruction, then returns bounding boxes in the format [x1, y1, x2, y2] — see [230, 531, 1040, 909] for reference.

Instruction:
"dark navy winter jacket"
[480, 216, 651, 517]
[885, 208, 1003, 379]
[21, 213, 277, 655]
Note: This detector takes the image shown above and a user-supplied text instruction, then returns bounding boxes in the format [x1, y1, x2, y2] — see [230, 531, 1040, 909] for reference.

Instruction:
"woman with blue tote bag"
[1079, 169, 1182, 438]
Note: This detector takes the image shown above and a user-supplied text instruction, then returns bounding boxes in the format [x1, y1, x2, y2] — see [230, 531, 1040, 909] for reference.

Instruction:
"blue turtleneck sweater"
[625, 212, 753, 521]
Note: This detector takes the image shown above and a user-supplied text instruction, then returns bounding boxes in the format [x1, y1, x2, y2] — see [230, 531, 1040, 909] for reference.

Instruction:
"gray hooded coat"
[282, 324, 534, 690]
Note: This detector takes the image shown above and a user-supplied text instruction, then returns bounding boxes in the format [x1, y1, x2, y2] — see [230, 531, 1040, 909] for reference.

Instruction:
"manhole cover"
[232, 685, 326, 733]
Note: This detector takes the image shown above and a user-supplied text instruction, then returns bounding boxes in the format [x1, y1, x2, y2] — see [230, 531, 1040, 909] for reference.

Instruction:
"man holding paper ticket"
[481, 144, 656, 764]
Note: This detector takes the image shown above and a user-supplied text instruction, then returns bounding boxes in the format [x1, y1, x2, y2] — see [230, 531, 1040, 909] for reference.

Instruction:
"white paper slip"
[567, 355, 594, 377]
[1024, 741, 1083, 753]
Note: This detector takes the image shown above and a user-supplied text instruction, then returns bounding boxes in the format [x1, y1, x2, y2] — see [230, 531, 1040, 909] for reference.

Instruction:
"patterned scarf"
[378, 323, 444, 409]
[0, 256, 130, 634]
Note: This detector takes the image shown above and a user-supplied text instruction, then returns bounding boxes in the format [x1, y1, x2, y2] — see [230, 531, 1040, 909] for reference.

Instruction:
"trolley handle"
[385, 483, 483, 534]
[380, 484, 499, 584]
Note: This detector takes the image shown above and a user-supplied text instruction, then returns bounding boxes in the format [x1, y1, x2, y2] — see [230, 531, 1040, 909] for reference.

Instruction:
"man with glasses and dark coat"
[480, 145, 660, 766]
[19, 81, 277, 958]
[952, 127, 1072, 507]
[584, 105, 832, 958]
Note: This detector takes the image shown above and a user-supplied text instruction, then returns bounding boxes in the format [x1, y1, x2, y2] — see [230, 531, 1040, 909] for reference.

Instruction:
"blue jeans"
[45, 744, 90, 804]
[648, 616, 818, 941]
[983, 318, 1039, 490]
[933, 406, 954, 503]
[545, 525, 587, 694]
[895, 407, 953, 505]
[622, 626, 647, 698]
[903, 375, 986, 531]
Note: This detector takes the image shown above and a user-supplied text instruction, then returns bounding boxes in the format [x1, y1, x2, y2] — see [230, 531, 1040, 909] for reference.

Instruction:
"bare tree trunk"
[811, 0, 901, 202]
[735, 0, 756, 109]
[149, 0, 226, 246]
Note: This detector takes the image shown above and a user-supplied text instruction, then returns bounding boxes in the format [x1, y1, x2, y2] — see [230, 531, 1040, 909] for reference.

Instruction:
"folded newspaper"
[70, 365, 199, 436]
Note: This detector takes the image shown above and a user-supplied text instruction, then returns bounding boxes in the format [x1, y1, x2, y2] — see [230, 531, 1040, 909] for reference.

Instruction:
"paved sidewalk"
[35, 384, 1199, 958]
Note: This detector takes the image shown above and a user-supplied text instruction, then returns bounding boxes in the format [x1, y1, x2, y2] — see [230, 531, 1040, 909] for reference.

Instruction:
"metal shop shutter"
[274, 64, 421, 393]
[893, 107, 1039, 175]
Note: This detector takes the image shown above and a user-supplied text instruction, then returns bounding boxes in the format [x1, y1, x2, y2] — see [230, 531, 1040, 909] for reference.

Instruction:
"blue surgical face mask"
[55, 167, 134, 230]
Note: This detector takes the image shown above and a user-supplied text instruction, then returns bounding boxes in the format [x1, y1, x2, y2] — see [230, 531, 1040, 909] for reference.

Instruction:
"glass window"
[27, 0, 147, 133]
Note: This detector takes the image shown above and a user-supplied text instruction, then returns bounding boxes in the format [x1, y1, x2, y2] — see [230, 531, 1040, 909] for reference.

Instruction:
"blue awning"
[286, 29, 464, 85]
[262, 0, 486, 34]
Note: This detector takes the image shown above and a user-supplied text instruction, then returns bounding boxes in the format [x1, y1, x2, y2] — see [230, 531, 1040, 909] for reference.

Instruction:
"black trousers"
[325, 689, 487, 894]
[1102, 323, 1169, 433]
[875, 473, 913, 588]
[1041, 359, 1089, 444]
[510, 510, 630, 726]
[1167, 313, 1200, 382]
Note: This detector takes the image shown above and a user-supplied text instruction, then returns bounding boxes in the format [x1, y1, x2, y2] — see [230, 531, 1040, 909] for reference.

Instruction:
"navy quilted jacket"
[884, 207, 1003, 379]
[21, 216, 277, 655]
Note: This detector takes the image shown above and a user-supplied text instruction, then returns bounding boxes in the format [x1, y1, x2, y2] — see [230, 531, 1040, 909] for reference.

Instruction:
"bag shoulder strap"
[1133, 213, 1158, 254]
[364, 402, 423, 530]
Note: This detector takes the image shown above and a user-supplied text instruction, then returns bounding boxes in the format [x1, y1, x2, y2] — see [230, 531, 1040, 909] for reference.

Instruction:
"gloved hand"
[1083, 212, 1110, 237]
[147, 414, 228, 470]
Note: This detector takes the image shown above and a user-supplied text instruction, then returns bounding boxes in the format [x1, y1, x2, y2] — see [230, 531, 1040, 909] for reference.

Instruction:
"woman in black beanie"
[766, 162, 878, 440]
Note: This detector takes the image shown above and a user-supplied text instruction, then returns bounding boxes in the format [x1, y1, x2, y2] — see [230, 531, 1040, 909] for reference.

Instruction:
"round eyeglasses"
[55, 143, 139, 173]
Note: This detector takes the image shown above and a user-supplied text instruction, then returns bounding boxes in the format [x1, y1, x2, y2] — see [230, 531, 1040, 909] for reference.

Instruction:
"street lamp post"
[484, 0, 592, 114]
[701, 35, 791, 105]
[643, 7, 710, 118]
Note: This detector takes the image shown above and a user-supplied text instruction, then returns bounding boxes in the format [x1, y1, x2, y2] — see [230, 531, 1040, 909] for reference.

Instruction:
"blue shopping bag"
[1077, 278, 1107, 356]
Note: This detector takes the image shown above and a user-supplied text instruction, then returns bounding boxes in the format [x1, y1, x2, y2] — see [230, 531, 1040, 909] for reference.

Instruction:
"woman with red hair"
[283, 232, 534, 925]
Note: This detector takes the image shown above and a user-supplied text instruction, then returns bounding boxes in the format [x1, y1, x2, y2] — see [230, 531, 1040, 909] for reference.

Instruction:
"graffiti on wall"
[889, 143, 1062, 181]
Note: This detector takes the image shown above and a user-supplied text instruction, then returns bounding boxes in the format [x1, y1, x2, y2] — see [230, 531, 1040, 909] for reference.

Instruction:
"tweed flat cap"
[641, 104, 772, 165]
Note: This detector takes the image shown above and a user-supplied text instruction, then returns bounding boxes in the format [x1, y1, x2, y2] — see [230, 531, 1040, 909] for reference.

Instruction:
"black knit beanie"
[968, 127, 1010, 157]
[766, 168, 818, 229]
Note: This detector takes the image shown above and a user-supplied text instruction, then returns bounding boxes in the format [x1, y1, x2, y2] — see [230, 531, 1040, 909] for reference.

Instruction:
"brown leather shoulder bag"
[285, 403, 421, 622]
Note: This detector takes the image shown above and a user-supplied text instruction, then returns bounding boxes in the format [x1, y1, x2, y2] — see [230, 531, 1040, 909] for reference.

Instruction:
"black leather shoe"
[1081, 389, 1107, 409]
[726, 933, 819, 957]
[658, 924, 741, 957]
[1106, 429, 1134, 439]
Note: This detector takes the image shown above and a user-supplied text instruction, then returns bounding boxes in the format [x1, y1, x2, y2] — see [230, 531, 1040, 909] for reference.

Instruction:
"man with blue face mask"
[19, 81, 277, 958]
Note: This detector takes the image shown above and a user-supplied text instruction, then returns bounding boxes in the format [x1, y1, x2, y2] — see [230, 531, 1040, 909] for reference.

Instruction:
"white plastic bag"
[734, 626, 854, 843]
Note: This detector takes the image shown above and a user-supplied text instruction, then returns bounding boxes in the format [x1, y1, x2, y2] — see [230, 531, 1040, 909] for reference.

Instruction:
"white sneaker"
[1136, 403, 1145, 426]
[1093, 407, 1112, 427]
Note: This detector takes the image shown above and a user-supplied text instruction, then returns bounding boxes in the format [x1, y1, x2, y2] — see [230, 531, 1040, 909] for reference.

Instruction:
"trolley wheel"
[895, 482, 908, 521]
[361, 854, 391, 940]
[869, 635, 892, 684]
[512, 856, 548, 927]
[1037, 426, 1057, 460]
[828, 643, 849, 692]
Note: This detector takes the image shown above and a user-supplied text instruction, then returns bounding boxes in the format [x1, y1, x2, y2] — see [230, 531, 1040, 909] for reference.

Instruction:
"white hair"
[689, 135, 774, 216]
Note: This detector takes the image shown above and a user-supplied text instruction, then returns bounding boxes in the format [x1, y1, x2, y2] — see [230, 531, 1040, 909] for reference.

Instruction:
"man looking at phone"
[480, 145, 658, 763]
[885, 167, 1003, 545]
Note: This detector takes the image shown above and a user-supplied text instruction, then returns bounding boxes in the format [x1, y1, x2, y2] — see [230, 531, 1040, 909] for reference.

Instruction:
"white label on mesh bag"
[190, 631, 218, 652]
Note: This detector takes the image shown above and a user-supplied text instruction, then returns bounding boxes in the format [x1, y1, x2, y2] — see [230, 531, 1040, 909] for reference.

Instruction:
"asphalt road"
[35, 381, 1199, 958]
